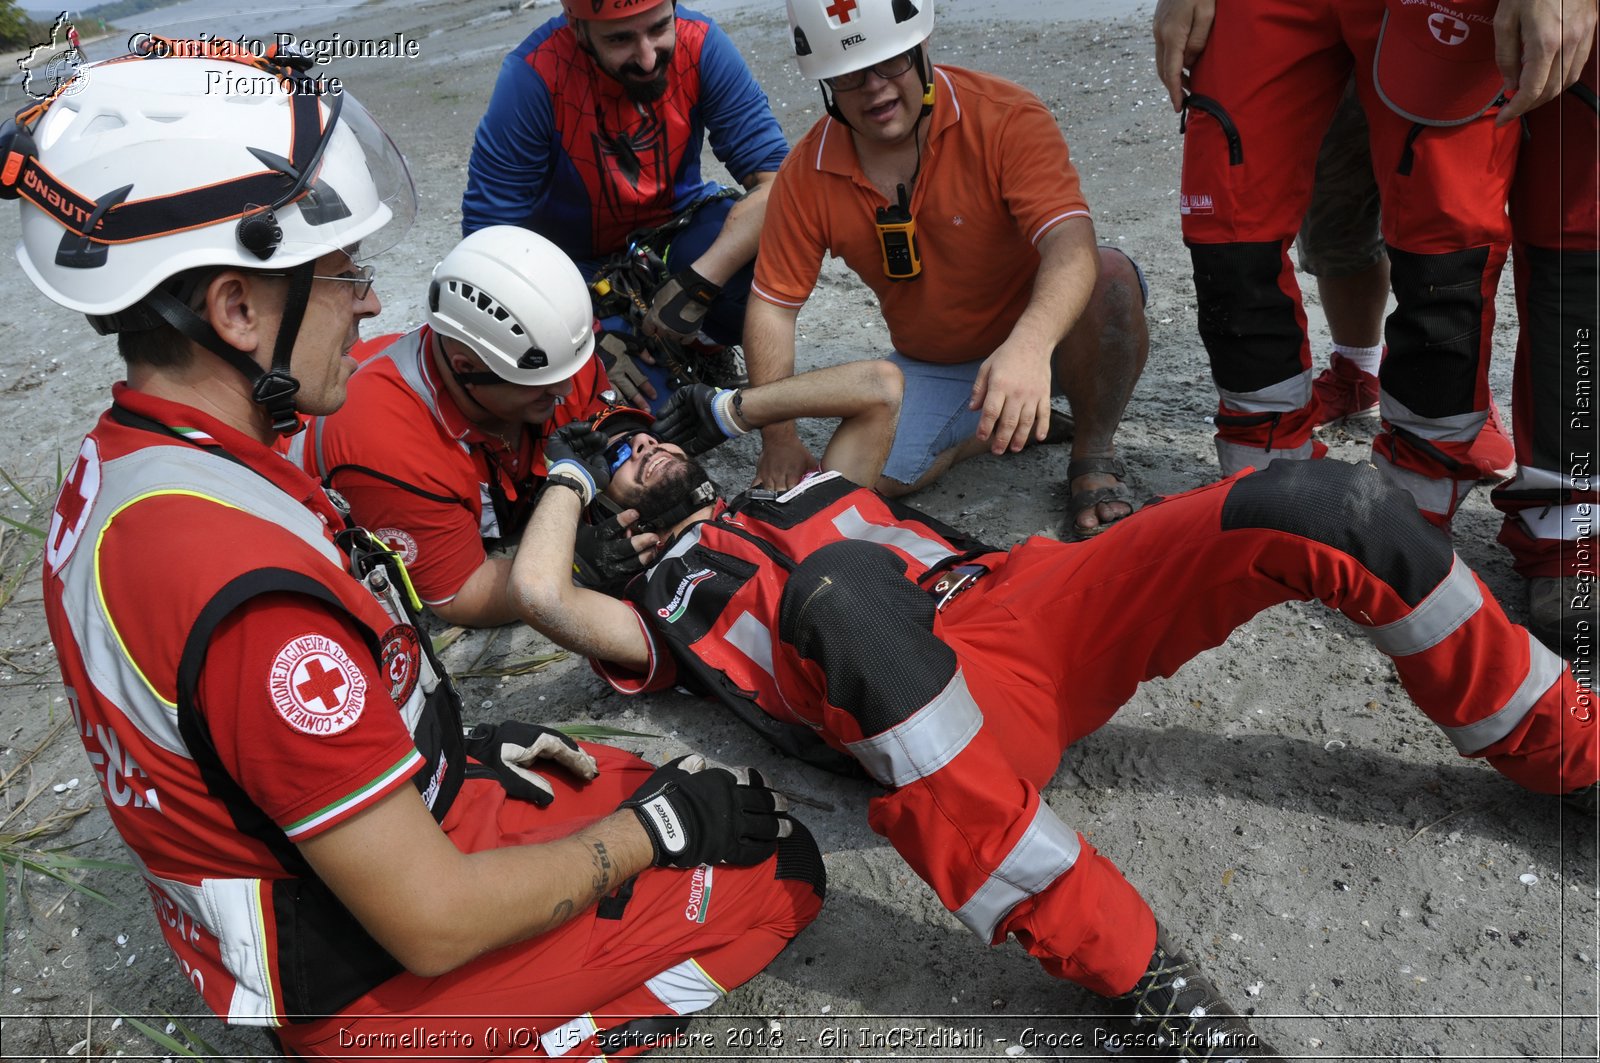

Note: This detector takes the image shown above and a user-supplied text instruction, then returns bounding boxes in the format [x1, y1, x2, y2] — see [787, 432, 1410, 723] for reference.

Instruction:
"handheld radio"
[874, 182, 922, 282]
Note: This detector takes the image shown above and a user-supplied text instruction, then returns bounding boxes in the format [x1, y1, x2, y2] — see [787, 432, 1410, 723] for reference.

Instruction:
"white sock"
[1332, 343, 1383, 374]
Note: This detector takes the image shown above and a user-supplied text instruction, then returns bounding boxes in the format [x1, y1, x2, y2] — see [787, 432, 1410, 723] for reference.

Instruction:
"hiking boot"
[1528, 575, 1595, 661]
[1311, 353, 1380, 426]
[1465, 402, 1516, 482]
[1106, 927, 1283, 1061]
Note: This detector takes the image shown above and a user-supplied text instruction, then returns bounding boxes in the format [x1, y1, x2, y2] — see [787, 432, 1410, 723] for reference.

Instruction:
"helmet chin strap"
[140, 259, 316, 437]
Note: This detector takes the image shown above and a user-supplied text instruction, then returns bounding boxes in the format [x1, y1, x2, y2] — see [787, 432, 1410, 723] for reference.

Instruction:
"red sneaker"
[1312, 353, 1381, 426]
[1466, 401, 1516, 481]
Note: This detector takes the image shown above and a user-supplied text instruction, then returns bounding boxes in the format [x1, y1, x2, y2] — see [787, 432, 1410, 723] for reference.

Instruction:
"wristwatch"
[542, 473, 591, 502]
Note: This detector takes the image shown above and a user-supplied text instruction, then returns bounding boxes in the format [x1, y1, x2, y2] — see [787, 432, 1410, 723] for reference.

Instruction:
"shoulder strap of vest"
[175, 568, 380, 876]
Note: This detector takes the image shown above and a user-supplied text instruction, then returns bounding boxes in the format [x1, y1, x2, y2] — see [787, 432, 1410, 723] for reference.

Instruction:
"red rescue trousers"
[1493, 51, 1600, 578]
[779, 462, 1595, 999]
[281, 746, 823, 1058]
[1180, 0, 1519, 521]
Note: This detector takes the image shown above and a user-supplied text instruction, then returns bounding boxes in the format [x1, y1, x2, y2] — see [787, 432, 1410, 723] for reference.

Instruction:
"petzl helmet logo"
[19, 12, 87, 102]
[657, 568, 715, 622]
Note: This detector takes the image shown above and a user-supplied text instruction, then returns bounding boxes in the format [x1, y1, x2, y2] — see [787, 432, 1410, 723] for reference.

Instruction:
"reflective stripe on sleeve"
[844, 669, 982, 787]
[644, 957, 727, 1015]
[1364, 555, 1482, 657]
[541, 1013, 599, 1057]
[1442, 630, 1567, 754]
[953, 800, 1082, 942]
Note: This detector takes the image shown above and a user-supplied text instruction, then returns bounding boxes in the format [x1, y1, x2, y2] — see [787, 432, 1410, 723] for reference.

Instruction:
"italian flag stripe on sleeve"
[282, 751, 424, 839]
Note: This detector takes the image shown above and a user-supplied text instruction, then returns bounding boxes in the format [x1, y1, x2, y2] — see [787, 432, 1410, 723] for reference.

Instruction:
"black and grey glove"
[644, 266, 722, 342]
[621, 754, 792, 868]
[463, 721, 599, 807]
[651, 383, 748, 456]
[543, 424, 613, 505]
[573, 511, 648, 592]
[596, 332, 658, 407]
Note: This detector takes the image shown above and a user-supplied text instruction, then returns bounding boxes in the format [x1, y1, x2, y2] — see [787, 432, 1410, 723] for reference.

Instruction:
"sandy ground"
[0, 0, 1595, 1059]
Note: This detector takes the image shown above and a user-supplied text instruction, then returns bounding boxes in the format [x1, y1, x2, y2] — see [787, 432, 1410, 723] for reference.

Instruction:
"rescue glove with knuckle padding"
[621, 754, 792, 867]
[543, 423, 613, 505]
[464, 722, 600, 808]
[651, 383, 748, 455]
[596, 332, 656, 408]
[645, 266, 721, 342]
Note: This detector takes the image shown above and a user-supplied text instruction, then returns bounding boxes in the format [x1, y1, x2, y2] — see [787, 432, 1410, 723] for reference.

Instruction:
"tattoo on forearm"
[590, 840, 614, 896]
[549, 898, 574, 923]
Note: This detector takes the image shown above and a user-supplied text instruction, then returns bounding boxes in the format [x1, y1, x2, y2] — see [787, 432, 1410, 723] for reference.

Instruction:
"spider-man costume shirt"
[462, 8, 788, 259]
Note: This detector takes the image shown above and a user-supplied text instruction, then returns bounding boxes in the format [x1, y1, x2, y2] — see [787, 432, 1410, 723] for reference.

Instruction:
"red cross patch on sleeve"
[269, 635, 368, 736]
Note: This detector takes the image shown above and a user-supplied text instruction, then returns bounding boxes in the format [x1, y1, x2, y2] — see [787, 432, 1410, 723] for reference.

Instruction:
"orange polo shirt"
[752, 65, 1091, 364]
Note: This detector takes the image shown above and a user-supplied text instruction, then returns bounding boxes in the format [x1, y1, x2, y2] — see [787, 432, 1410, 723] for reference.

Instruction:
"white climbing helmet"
[786, 0, 934, 82]
[427, 226, 597, 387]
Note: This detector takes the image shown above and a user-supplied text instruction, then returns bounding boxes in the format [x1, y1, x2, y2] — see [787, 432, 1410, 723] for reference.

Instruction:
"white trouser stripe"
[1371, 452, 1464, 516]
[1364, 555, 1482, 657]
[1215, 439, 1317, 477]
[831, 506, 954, 570]
[1442, 631, 1567, 754]
[645, 958, 726, 1015]
[1515, 502, 1594, 542]
[953, 800, 1082, 942]
[1380, 392, 1490, 443]
[540, 1013, 599, 1057]
[845, 670, 983, 787]
[1216, 368, 1313, 412]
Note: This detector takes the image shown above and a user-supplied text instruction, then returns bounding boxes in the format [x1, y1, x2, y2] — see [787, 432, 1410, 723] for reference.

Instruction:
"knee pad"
[778, 540, 956, 735]
[1384, 245, 1492, 417]
[774, 819, 827, 899]
[1187, 240, 1301, 393]
[1220, 460, 1453, 607]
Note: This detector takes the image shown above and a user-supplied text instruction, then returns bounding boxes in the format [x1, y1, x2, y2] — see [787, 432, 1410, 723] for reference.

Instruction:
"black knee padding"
[1384, 245, 1491, 418]
[1522, 244, 1599, 472]
[1220, 460, 1453, 607]
[777, 540, 957, 736]
[1187, 240, 1302, 394]
[775, 819, 827, 899]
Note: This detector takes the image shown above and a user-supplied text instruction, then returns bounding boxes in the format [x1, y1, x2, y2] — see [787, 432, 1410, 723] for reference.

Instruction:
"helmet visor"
[275, 88, 417, 264]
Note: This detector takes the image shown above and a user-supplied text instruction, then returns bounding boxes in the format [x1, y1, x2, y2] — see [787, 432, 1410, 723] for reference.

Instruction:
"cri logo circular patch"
[374, 527, 419, 565]
[378, 625, 421, 706]
[269, 635, 367, 736]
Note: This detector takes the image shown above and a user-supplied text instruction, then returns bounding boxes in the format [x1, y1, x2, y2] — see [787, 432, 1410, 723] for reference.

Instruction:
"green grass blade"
[0, 467, 37, 508]
[0, 512, 45, 539]
[116, 1013, 211, 1058]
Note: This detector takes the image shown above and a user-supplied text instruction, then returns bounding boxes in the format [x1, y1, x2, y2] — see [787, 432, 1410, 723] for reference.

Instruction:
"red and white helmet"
[427, 226, 596, 387]
[786, 0, 934, 82]
[561, 0, 675, 22]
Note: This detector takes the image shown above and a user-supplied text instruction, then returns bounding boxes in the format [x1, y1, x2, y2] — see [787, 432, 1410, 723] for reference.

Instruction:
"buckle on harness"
[928, 563, 986, 611]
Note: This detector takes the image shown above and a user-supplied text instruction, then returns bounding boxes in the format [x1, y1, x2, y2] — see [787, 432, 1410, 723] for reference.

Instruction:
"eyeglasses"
[258, 263, 376, 299]
[604, 436, 635, 475]
[824, 50, 916, 92]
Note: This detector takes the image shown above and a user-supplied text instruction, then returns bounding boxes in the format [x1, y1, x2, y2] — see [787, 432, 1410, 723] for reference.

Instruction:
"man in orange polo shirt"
[290, 227, 613, 626]
[744, 0, 1149, 539]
